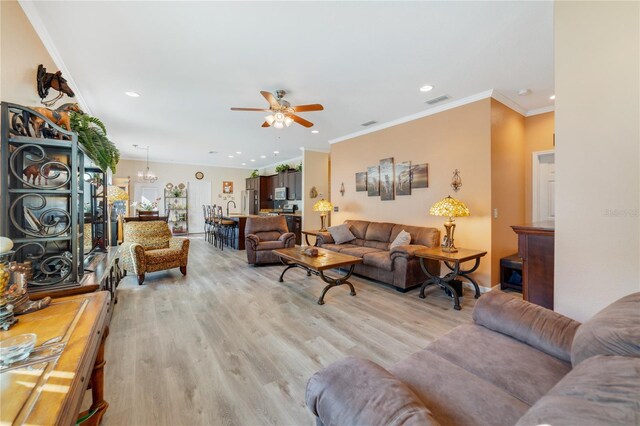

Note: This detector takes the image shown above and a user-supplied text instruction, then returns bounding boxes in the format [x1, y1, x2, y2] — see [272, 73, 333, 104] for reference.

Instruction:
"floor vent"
[361, 120, 377, 127]
[425, 95, 450, 105]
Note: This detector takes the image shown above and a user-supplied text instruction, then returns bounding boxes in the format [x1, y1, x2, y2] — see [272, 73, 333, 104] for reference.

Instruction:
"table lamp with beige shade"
[313, 198, 334, 232]
[429, 195, 470, 253]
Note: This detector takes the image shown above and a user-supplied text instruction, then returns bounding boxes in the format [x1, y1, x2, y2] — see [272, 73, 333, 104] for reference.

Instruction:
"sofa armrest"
[278, 232, 296, 246]
[306, 357, 440, 426]
[390, 244, 429, 260]
[169, 238, 190, 265]
[245, 234, 260, 249]
[120, 242, 146, 274]
[473, 290, 581, 362]
[315, 231, 334, 246]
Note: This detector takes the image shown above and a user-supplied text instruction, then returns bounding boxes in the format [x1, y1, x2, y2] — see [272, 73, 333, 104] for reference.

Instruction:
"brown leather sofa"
[306, 291, 640, 426]
[245, 216, 296, 265]
[316, 220, 441, 291]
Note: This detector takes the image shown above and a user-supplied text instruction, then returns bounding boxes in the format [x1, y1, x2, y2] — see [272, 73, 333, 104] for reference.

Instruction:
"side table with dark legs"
[415, 247, 487, 310]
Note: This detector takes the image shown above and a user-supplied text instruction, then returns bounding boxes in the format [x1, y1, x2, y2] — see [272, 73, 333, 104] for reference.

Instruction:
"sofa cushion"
[390, 230, 411, 250]
[321, 243, 359, 253]
[145, 248, 183, 265]
[516, 355, 640, 426]
[425, 324, 572, 406]
[344, 220, 370, 240]
[391, 224, 440, 247]
[340, 247, 383, 258]
[328, 223, 356, 244]
[571, 292, 640, 366]
[390, 347, 530, 426]
[255, 240, 285, 251]
[364, 222, 395, 243]
[473, 290, 580, 363]
[363, 251, 394, 271]
[306, 357, 440, 426]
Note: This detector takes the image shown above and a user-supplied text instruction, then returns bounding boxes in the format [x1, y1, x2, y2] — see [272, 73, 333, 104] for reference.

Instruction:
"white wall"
[555, 1, 640, 321]
[115, 159, 250, 222]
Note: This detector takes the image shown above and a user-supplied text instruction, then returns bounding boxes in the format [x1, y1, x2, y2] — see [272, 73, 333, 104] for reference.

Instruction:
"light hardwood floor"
[103, 237, 477, 425]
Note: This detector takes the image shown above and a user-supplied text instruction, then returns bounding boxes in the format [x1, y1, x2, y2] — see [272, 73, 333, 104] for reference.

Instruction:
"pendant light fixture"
[133, 144, 158, 183]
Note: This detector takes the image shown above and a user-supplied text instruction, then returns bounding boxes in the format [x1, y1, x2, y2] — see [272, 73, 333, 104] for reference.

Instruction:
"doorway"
[187, 180, 211, 234]
[532, 150, 555, 222]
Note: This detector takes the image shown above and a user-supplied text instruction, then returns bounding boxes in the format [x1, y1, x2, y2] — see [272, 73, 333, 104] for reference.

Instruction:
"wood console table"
[511, 222, 555, 309]
[0, 291, 111, 425]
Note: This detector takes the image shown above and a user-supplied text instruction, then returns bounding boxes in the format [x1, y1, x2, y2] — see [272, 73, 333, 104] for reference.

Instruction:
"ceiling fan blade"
[230, 107, 270, 112]
[260, 91, 280, 108]
[289, 113, 314, 128]
[291, 104, 324, 112]
[261, 121, 271, 127]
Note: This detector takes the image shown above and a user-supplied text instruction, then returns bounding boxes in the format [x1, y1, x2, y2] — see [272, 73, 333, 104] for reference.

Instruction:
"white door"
[533, 151, 555, 222]
[187, 180, 211, 234]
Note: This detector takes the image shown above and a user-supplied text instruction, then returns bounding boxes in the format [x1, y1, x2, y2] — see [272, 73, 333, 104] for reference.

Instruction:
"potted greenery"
[70, 112, 120, 173]
[250, 169, 259, 178]
[275, 163, 291, 173]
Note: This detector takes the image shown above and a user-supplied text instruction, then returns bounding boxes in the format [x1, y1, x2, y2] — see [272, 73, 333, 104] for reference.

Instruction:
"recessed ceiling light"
[549, 94, 556, 100]
[419, 85, 434, 92]
[241, 163, 246, 166]
[250, 159, 256, 162]
[228, 155, 234, 158]
[236, 151, 242, 155]
[273, 151, 279, 154]
[311, 130, 319, 134]
[125, 91, 140, 97]
[260, 155, 266, 159]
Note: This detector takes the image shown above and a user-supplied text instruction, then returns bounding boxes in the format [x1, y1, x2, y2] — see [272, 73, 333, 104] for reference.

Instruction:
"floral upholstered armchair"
[121, 221, 190, 285]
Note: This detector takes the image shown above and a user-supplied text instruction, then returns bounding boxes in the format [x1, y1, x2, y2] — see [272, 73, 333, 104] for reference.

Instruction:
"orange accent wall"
[330, 99, 494, 286]
[0, 0, 57, 105]
[524, 112, 555, 222]
[490, 99, 525, 285]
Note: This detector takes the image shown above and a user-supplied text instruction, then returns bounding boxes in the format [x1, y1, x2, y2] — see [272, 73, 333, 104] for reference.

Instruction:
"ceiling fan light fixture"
[274, 112, 285, 122]
[284, 116, 294, 127]
[265, 114, 275, 125]
[273, 121, 284, 129]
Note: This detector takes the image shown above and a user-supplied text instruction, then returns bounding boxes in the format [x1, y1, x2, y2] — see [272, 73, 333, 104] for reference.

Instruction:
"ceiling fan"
[231, 90, 323, 128]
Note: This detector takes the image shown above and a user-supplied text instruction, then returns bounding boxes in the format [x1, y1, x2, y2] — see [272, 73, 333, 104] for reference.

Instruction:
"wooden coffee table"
[273, 247, 362, 305]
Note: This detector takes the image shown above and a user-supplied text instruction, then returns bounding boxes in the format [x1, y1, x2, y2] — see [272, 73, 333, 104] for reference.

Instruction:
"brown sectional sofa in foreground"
[316, 220, 441, 292]
[306, 290, 640, 426]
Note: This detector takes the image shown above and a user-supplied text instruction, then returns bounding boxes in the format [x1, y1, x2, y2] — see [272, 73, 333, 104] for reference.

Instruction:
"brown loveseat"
[245, 216, 296, 265]
[316, 220, 441, 291]
[306, 290, 640, 426]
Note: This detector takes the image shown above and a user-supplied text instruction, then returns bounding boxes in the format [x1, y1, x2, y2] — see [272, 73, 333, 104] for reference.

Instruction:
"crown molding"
[301, 147, 330, 154]
[526, 105, 555, 116]
[118, 156, 252, 170]
[329, 90, 494, 144]
[490, 89, 528, 116]
[18, 1, 92, 115]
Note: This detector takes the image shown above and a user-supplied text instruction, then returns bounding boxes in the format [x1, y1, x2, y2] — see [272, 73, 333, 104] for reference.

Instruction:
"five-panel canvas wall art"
[356, 158, 428, 200]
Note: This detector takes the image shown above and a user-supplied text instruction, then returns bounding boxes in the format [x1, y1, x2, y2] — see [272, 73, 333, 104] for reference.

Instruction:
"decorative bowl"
[0, 333, 37, 366]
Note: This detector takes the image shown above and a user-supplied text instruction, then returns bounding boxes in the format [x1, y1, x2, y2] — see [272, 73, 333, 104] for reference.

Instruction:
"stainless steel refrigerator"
[241, 189, 257, 215]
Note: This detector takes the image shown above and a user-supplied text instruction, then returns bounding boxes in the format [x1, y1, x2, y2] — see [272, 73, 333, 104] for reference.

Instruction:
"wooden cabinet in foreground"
[511, 222, 555, 309]
[0, 291, 111, 426]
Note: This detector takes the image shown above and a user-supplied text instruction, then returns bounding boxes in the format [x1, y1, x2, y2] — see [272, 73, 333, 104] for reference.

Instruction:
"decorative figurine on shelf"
[5, 261, 51, 316]
[37, 64, 76, 107]
[23, 163, 52, 186]
[30, 103, 83, 138]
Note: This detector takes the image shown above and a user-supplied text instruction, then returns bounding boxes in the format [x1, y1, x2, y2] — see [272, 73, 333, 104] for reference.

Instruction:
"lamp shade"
[313, 199, 334, 213]
[107, 185, 129, 203]
[429, 196, 470, 218]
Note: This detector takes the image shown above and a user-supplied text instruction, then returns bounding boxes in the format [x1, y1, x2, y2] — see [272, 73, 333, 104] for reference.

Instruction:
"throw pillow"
[328, 223, 356, 245]
[390, 230, 411, 250]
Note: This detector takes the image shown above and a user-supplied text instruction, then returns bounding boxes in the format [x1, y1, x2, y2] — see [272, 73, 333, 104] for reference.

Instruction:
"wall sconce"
[340, 183, 345, 196]
[451, 169, 462, 192]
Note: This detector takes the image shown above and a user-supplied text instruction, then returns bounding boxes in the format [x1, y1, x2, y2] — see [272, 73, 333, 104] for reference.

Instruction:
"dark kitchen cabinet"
[277, 172, 287, 188]
[286, 171, 302, 200]
[269, 175, 278, 201]
[245, 176, 273, 210]
[284, 215, 302, 245]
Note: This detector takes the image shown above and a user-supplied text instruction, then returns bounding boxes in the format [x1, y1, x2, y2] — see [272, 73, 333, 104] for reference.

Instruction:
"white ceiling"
[23, 1, 554, 169]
